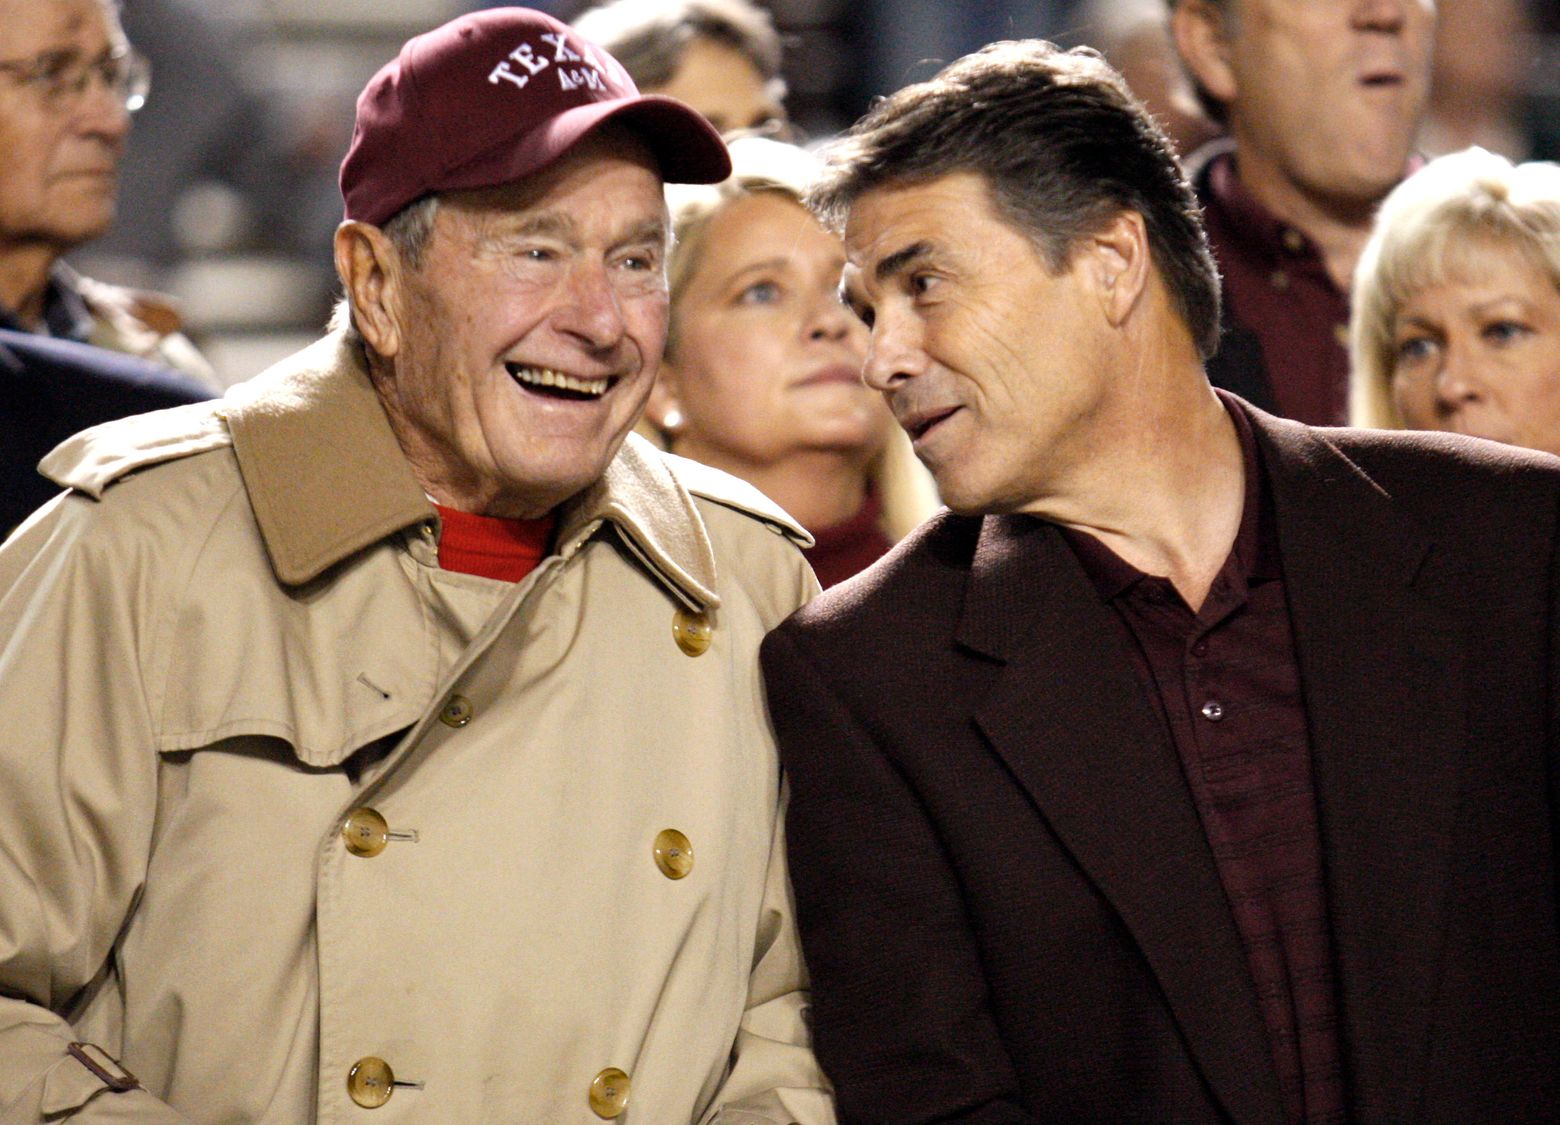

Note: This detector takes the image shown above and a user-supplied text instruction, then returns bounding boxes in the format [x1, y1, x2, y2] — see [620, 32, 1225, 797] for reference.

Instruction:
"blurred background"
[73, 0, 1560, 387]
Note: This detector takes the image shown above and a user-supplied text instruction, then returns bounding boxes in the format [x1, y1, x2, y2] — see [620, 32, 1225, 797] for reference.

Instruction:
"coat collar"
[955, 399, 1464, 1124]
[224, 332, 721, 607]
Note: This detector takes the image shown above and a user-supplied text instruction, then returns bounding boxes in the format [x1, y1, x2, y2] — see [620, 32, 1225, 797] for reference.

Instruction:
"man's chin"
[490, 448, 628, 519]
[43, 206, 117, 249]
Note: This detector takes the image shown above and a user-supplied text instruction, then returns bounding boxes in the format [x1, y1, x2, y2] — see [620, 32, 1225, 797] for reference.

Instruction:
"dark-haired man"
[0, 8, 832, 1121]
[763, 38, 1560, 1125]
[1167, 0, 1435, 424]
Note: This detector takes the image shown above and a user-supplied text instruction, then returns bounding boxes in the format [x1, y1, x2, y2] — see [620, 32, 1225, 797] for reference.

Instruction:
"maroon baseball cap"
[340, 7, 731, 227]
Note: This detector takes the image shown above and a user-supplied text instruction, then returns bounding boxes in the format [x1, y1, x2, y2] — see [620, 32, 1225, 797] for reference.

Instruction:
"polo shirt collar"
[1201, 147, 1322, 271]
[1060, 390, 1277, 601]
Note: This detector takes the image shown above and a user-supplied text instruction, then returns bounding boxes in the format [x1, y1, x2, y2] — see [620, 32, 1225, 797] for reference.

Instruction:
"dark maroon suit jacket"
[762, 402, 1560, 1124]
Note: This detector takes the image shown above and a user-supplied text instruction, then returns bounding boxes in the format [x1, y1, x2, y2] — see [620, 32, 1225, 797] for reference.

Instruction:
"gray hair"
[333, 194, 441, 352]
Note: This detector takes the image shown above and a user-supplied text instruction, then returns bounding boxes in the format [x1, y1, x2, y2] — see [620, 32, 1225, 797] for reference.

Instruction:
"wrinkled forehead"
[0, 0, 124, 52]
[841, 173, 999, 273]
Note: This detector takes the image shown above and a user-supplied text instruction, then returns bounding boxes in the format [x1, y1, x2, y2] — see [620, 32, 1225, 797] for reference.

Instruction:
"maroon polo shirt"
[1060, 403, 1344, 1124]
[1199, 150, 1352, 426]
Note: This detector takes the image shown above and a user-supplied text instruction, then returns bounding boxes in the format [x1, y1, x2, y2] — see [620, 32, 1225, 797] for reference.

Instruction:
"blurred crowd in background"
[61, 0, 1560, 389]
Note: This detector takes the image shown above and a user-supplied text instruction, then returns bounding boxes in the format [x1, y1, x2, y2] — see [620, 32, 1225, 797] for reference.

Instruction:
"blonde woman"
[647, 136, 938, 586]
[1351, 147, 1560, 454]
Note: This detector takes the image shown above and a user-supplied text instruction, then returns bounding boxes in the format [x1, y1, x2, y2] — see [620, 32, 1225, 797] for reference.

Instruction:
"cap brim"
[439, 94, 731, 198]
[592, 95, 732, 184]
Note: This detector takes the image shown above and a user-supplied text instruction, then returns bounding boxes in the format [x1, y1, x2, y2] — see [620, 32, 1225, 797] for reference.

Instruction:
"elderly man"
[0, 0, 210, 382]
[762, 40, 1560, 1124]
[1167, 0, 1435, 424]
[0, 9, 833, 1123]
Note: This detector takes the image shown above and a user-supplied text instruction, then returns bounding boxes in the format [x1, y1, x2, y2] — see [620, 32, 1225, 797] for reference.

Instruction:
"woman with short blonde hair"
[1350, 147, 1560, 452]
[647, 136, 938, 586]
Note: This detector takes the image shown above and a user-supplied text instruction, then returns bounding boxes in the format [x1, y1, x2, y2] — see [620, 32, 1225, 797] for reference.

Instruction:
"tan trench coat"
[0, 334, 833, 1124]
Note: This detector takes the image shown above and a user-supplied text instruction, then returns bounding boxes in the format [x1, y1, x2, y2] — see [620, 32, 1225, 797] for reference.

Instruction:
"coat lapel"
[960, 514, 1286, 1125]
[1253, 413, 1466, 1121]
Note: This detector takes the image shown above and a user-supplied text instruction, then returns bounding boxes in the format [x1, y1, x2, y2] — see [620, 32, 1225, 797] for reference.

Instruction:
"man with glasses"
[0, 0, 211, 383]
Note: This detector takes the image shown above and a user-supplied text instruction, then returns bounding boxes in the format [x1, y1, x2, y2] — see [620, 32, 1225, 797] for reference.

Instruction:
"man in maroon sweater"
[762, 38, 1560, 1124]
[1167, 0, 1435, 424]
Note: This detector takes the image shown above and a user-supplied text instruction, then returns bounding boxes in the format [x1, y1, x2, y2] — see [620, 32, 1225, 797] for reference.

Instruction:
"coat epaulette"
[37, 399, 231, 499]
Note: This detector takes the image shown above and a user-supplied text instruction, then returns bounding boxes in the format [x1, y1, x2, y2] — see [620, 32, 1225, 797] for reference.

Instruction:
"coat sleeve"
[759, 624, 1039, 1125]
[0, 499, 189, 1123]
[702, 781, 838, 1125]
[702, 545, 835, 1125]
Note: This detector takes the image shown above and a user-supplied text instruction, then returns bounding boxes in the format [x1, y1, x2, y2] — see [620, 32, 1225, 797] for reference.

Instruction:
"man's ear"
[334, 220, 406, 361]
[1083, 210, 1153, 330]
[1170, 0, 1238, 107]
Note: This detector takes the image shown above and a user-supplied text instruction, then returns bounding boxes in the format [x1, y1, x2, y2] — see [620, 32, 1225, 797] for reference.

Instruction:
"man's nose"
[74, 72, 132, 142]
[554, 262, 629, 350]
[861, 310, 926, 392]
[1352, 0, 1411, 33]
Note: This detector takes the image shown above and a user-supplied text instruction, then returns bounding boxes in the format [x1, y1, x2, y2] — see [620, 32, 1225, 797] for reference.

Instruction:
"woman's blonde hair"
[657, 135, 940, 540]
[1350, 147, 1560, 430]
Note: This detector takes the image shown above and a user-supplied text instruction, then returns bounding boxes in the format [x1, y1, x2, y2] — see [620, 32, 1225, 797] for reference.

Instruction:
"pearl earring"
[661, 407, 684, 432]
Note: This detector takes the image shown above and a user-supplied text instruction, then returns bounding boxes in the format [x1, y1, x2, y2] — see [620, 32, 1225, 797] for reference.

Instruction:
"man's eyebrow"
[507, 213, 574, 239]
[875, 240, 933, 284]
[479, 213, 667, 248]
[619, 217, 670, 246]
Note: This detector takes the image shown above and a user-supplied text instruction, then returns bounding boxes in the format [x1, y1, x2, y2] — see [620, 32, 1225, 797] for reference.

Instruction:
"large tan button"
[589, 1067, 631, 1118]
[341, 808, 390, 857]
[672, 609, 712, 656]
[347, 1057, 395, 1109]
[439, 693, 474, 727]
[653, 828, 694, 879]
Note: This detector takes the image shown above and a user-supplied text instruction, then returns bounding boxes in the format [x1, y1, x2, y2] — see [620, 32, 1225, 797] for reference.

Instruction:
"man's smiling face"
[377, 128, 670, 518]
[843, 172, 1118, 516]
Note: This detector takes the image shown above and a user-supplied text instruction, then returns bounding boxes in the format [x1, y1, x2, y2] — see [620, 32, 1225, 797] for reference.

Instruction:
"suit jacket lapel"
[960, 515, 1286, 1125]
[1254, 412, 1466, 1121]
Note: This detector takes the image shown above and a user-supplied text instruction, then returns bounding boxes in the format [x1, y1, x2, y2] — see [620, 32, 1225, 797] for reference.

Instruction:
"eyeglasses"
[0, 45, 150, 114]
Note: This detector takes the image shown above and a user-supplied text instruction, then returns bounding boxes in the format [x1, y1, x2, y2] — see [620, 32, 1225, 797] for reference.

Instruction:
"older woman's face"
[1389, 251, 1560, 456]
[662, 192, 890, 472]
[650, 36, 783, 135]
